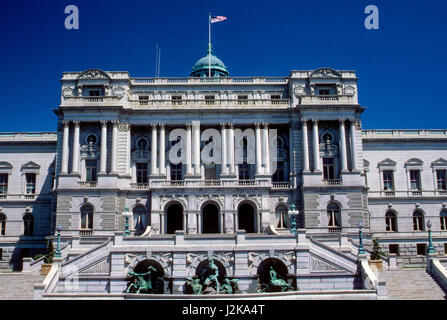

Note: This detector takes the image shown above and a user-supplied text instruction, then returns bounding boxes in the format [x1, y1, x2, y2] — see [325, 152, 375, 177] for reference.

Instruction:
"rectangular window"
[389, 244, 399, 255]
[441, 214, 447, 231]
[318, 89, 330, 95]
[25, 173, 36, 194]
[416, 244, 426, 256]
[323, 158, 335, 180]
[89, 90, 100, 97]
[444, 243, 447, 255]
[409, 170, 421, 190]
[0, 174, 8, 194]
[437, 170, 446, 190]
[136, 163, 148, 184]
[238, 164, 250, 180]
[170, 163, 182, 181]
[386, 216, 397, 232]
[272, 161, 285, 182]
[205, 95, 215, 105]
[237, 95, 248, 104]
[86, 160, 98, 182]
[171, 95, 182, 105]
[382, 170, 394, 190]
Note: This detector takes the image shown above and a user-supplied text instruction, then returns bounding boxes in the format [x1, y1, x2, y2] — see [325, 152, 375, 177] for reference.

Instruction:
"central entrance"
[166, 203, 183, 234]
[238, 202, 256, 233]
[202, 203, 219, 233]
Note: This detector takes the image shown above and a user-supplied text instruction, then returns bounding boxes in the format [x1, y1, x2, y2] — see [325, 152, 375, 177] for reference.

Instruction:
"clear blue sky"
[0, 0, 445, 131]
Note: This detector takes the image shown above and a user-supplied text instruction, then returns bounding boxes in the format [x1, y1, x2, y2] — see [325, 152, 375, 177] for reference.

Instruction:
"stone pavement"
[380, 268, 446, 300]
[0, 272, 45, 300]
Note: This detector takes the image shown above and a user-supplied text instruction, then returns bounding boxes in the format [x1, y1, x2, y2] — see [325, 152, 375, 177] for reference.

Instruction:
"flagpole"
[208, 13, 211, 77]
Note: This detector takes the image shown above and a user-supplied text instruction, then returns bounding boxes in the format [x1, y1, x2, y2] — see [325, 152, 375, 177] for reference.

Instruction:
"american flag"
[211, 16, 227, 23]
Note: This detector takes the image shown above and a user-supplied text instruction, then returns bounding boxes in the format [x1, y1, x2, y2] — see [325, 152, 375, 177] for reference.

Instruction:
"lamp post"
[54, 225, 62, 258]
[427, 220, 435, 254]
[358, 220, 366, 255]
[288, 204, 299, 235]
[122, 205, 132, 237]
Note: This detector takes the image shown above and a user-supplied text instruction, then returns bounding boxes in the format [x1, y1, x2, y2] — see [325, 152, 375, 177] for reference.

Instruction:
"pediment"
[0, 161, 13, 170]
[77, 68, 111, 80]
[21, 161, 40, 169]
[405, 158, 424, 166]
[310, 67, 341, 79]
[378, 158, 396, 167]
[432, 158, 447, 167]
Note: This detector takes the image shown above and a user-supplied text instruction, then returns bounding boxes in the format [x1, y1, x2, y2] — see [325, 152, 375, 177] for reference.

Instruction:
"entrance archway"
[166, 203, 183, 234]
[202, 203, 219, 233]
[238, 203, 256, 233]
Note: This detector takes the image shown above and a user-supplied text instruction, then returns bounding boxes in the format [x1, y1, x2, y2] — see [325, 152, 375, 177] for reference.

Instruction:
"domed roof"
[190, 46, 229, 77]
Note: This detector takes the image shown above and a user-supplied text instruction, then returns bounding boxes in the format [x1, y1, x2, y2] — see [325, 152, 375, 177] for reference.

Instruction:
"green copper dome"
[190, 45, 229, 77]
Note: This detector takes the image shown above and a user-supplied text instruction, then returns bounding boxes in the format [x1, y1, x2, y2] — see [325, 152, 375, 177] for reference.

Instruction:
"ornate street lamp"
[122, 205, 132, 237]
[427, 220, 435, 254]
[358, 220, 366, 255]
[54, 225, 62, 258]
[288, 204, 299, 235]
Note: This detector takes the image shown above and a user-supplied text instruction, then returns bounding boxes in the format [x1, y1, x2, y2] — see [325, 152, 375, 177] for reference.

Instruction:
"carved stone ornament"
[62, 86, 75, 97]
[118, 122, 130, 132]
[293, 85, 305, 97]
[319, 131, 339, 157]
[310, 68, 341, 78]
[112, 86, 125, 97]
[343, 85, 356, 96]
[80, 142, 100, 159]
[78, 69, 110, 80]
[79, 257, 111, 274]
[310, 255, 344, 272]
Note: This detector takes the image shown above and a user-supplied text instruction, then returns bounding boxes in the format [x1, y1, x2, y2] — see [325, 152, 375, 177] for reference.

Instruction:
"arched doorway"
[127, 259, 166, 294]
[202, 203, 219, 233]
[238, 203, 256, 233]
[166, 203, 183, 234]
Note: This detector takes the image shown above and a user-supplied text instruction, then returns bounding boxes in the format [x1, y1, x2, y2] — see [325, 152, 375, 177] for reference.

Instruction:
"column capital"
[73, 121, 80, 127]
[118, 122, 130, 132]
[62, 120, 70, 128]
[111, 120, 119, 127]
[227, 123, 234, 129]
[301, 118, 308, 125]
[185, 122, 192, 129]
[312, 119, 319, 125]
[220, 122, 227, 128]
[151, 123, 158, 129]
[254, 122, 262, 128]
[338, 118, 345, 124]
[158, 122, 165, 129]
[100, 120, 108, 127]
[191, 120, 200, 127]
[261, 122, 269, 128]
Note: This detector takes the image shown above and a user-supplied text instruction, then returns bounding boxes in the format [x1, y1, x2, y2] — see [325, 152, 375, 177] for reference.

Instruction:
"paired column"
[100, 121, 108, 174]
[228, 124, 235, 174]
[72, 121, 80, 174]
[262, 123, 270, 175]
[185, 124, 193, 175]
[350, 120, 358, 170]
[338, 119, 348, 172]
[151, 124, 158, 175]
[159, 124, 166, 175]
[255, 123, 263, 175]
[192, 121, 201, 176]
[61, 121, 70, 174]
[111, 121, 118, 173]
[312, 119, 321, 172]
[220, 123, 228, 175]
[302, 120, 309, 172]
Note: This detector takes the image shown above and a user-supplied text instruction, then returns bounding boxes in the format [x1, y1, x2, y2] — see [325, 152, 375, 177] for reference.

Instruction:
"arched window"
[327, 203, 341, 232]
[385, 211, 397, 232]
[23, 213, 34, 236]
[275, 206, 289, 229]
[413, 211, 425, 231]
[133, 206, 147, 231]
[0, 213, 5, 236]
[440, 211, 447, 231]
[80, 205, 94, 230]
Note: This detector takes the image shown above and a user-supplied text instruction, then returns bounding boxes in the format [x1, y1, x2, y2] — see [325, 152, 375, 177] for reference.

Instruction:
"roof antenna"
[155, 43, 161, 77]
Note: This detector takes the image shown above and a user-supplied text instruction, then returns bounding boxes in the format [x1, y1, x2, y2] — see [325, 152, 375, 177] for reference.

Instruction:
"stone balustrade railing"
[78, 181, 98, 188]
[368, 190, 447, 197]
[129, 98, 289, 109]
[131, 77, 288, 85]
[322, 179, 342, 186]
[299, 95, 355, 105]
[362, 129, 447, 139]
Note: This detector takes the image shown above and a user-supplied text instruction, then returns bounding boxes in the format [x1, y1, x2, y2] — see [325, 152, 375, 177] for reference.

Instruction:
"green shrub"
[370, 239, 386, 260]
[33, 254, 45, 261]
[44, 239, 54, 264]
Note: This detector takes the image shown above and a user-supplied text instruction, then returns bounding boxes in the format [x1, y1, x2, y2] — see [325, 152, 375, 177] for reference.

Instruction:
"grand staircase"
[380, 268, 446, 300]
[0, 272, 45, 300]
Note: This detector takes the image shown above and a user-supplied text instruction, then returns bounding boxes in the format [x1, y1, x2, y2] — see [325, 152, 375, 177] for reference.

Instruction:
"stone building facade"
[1, 50, 446, 295]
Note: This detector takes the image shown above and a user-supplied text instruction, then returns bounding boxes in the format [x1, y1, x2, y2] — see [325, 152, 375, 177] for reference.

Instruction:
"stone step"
[0, 273, 45, 300]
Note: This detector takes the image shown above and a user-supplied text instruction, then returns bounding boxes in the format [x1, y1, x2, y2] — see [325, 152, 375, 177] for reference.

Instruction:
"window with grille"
[80, 205, 93, 230]
[323, 158, 335, 180]
[23, 214, 34, 235]
[382, 170, 394, 190]
[136, 163, 148, 184]
[437, 170, 446, 190]
[409, 170, 421, 190]
[170, 163, 182, 181]
[0, 174, 7, 194]
[327, 203, 341, 228]
[86, 160, 98, 182]
[385, 211, 397, 232]
[413, 211, 425, 231]
[26, 173, 36, 194]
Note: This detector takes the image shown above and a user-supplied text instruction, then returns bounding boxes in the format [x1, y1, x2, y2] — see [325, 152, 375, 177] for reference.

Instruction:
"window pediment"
[432, 158, 447, 168]
[378, 158, 396, 168]
[77, 69, 111, 80]
[0, 161, 13, 172]
[405, 158, 423, 167]
[21, 161, 40, 169]
[310, 68, 341, 79]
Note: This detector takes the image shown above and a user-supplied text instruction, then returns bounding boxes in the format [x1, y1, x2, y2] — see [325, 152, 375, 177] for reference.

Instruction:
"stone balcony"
[128, 180, 291, 190]
[129, 98, 290, 109]
[61, 96, 124, 107]
[298, 95, 355, 105]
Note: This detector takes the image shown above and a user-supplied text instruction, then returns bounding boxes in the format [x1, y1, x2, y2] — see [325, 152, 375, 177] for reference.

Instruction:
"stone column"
[350, 120, 358, 170]
[255, 123, 263, 175]
[262, 123, 270, 175]
[151, 124, 158, 175]
[72, 121, 80, 174]
[220, 212, 224, 233]
[220, 123, 228, 175]
[186, 123, 192, 175]
[159, 124, 166, 176]
[100, 121, 108, 174]
[312, 119, 321, 172]
[338, 119, 348, 172]
[302, 120, 309, 172]
[197, 212, 201, 234]
[192, 121, 201, 176]
[61, 121, 70, 174]
[228, 124, 235, 174]
[111, 121, 118, 173]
